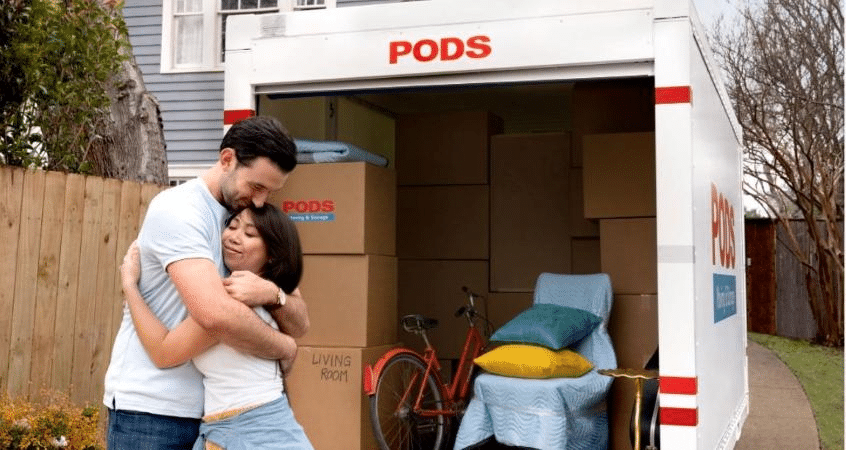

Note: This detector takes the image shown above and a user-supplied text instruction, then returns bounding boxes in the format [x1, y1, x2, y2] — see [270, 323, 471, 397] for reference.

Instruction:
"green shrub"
[0, 0, 129, 174]
[0, 392, 104, 450]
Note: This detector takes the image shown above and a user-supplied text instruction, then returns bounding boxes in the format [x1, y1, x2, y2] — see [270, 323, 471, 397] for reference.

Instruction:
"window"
[173, 0, 204, 67]
[162, 0, 285, 72]
[168, 164, 211, 185]
[161, 0, 338, 73]
[162, 0, 219, 72]
[294, 0, 325, 10]
[220, 0, 279, 62]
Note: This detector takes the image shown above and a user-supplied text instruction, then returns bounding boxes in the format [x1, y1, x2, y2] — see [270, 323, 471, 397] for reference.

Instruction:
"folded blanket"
[294, 139, 389, 167]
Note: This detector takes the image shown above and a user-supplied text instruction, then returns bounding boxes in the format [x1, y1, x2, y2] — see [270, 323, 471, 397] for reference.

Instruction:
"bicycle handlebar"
[401, 286, 490, 342]
[456, 286, 484, 319]
[461, 286, 482, 299]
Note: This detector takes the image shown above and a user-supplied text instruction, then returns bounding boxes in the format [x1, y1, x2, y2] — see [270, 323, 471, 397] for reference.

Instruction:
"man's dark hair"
[228, 203, 303, 294]
[220, 116, 297, 173]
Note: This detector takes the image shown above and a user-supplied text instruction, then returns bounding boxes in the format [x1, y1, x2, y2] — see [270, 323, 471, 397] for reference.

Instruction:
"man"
[103, 116, 309, 449]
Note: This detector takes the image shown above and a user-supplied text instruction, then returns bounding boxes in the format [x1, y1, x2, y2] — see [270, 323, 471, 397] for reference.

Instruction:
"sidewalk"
[735, 340, 820, 450]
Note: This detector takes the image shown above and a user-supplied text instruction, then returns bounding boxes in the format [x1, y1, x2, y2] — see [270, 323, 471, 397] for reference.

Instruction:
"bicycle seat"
[401, 314, 439, 332]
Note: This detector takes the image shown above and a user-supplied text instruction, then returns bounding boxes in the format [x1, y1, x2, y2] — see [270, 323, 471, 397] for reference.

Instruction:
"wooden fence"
[0, 166, 165, 405]
[745, 219, 777, 335]
[745, 218, 844, 340]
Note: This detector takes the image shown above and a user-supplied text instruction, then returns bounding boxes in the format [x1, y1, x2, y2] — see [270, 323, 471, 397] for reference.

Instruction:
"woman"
[121, 203, 314, 450]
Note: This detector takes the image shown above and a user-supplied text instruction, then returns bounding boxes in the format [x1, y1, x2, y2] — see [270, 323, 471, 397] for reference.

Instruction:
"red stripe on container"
[223, 109, 256, 125]
[655, 86, 692, 104]
[661, 376, 698, 395]
[661, 407, 698, 426]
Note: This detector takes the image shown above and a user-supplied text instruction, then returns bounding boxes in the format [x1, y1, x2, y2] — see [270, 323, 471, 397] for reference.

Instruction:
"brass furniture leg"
[598, 368, 659, 450]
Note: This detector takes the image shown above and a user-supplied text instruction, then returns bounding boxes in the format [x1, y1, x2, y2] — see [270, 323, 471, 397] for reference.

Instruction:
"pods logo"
[281, 199, 335, 214]
[711, 183, 736, 269]
[281, 199, 336, 222]
[389, 35, 492, 64]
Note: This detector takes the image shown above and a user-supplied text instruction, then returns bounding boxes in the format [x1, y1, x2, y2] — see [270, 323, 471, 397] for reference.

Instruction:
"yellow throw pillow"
[474, 344, 594, 379]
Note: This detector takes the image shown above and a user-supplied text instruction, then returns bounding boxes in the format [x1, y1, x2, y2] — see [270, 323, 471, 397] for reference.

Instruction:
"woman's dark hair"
[227, 203, 303, 294]
[221, 116, 298, 173]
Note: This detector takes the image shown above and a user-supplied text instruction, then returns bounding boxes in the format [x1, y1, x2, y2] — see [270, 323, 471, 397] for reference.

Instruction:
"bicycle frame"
[439, 323, 485, 404]
[363, 318, 486, 418]
[413, 322, 484, 417]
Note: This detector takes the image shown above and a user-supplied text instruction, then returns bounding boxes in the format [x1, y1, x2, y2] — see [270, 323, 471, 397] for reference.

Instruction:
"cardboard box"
[608, 294, 658, 369]
[569, 169, 600, 237]
[607, 294, 658, 450]
[336, 97, 397, 169]
[571, 237, 602, 275]
[260, 96, 332, 141]
[397, 260, 489, 360]
[600, 218, 657, 294]
[486, 292, 534, 332]
[582, 132, 656, 219]
[396, 110, 504, 185]
[571, 79, 655, 168]
[490, 133, 571, 292]
[286, 345, 396, 450]
[397, 185, 489, 260]
[298, 255, 397, 347]
[269, 162, 396, 255]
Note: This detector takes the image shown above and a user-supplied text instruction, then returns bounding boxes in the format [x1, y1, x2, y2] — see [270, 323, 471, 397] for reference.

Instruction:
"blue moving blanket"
[294, 139, 388, 167]
[454, 273, 616, 450]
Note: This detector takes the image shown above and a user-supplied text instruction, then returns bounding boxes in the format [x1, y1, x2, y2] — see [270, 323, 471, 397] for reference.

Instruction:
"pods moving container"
[225, 1, 748, 448]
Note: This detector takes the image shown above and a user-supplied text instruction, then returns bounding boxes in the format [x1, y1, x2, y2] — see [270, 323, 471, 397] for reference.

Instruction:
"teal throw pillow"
[490, 303, 602, 350]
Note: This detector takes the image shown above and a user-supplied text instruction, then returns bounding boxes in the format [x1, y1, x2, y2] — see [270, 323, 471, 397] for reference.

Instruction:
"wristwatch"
[267, 288, 286, 310]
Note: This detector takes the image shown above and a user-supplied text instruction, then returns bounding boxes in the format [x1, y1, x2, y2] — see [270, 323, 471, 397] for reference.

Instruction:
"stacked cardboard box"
[396, 113, 608, 356]
[490, 132, 572, 292]
[269, 162, 398, 450]
[395, 111, 502, 360]
[487, 131, 603, 330]
[573, 80, 659, 450]
[582, 131, 659, 450]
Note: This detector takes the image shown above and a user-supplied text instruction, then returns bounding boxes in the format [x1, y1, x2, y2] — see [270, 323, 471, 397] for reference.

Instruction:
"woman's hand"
[121, 241, 141, 292]
[279, 340, 298, 376]
[223, 271, 278, 307]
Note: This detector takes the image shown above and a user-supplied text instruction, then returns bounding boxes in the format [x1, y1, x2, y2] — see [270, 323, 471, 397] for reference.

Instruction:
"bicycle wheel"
[369, 353, 446, 450]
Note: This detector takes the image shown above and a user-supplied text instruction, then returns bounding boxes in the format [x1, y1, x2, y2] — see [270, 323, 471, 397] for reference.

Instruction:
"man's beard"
[220, 182, 248, 212]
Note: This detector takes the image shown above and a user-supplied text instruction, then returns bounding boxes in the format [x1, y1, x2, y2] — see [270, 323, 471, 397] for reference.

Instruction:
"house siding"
[124, 0, 404, 174]
[124, 0, 225, 171]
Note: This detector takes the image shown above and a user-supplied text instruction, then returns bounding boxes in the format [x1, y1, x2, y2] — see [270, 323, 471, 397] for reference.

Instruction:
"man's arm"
[266, 288, 309, 339]
[223, 271, 310, 338]
[167, 258, 297, 360]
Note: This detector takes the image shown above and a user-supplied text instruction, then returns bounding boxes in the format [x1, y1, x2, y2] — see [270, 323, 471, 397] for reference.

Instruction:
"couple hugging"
[104, 116, 315, 450]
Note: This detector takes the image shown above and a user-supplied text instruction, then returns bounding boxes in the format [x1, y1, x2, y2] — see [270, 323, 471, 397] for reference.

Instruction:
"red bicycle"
[363, 287, 490, 450]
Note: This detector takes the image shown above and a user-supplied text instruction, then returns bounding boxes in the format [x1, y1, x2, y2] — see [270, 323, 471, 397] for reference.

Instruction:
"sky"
[693, 0, 733, 27]
[691, 0, 770, 215]
[692, 0, 742, 28]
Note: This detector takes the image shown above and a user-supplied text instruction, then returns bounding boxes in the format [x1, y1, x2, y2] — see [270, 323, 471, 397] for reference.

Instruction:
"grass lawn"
[749, 332, 844, 450]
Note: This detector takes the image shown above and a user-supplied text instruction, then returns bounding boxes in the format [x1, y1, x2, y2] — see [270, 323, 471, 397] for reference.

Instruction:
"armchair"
[453, 273, 616, 450]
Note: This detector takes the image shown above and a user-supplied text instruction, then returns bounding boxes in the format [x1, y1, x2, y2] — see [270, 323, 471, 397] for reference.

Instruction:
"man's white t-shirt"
[103, 178, 228, 418]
